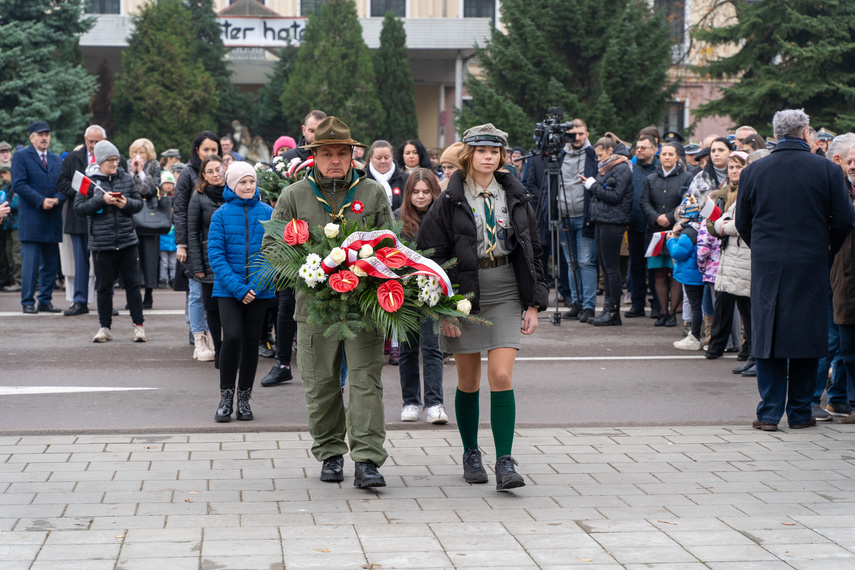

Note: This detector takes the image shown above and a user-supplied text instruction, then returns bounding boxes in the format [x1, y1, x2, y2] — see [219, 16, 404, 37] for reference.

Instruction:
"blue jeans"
[399, 318, 444, 408]
[559, 216, 596, 310]
[71, 233, 90, 304]
[755, 358, 816, 426]
[814, 291, 849, 406]
[834, 324, 855, 407]
[187, 279, 207, 334]
[20, 241, 59, 307]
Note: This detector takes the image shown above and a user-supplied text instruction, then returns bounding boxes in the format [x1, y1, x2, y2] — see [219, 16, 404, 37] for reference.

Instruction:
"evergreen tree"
[0, 0, 96, 151]
[374, 12, 418, 144]
[251, 46, 300, 144]
[457, 0, 674, 146]
[694, 0, 855, 134]
[281, 0, 383, 143]
[187, 0, 249, 133]
[113, 0, 217, 157]
[89, 59, 116, 138]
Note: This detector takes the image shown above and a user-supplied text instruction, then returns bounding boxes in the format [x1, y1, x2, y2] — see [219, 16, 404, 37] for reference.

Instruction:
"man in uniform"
[263, 117, 393, 487]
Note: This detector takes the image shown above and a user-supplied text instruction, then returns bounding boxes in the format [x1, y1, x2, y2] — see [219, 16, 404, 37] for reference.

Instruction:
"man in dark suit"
[11, 121, 65, 314]
[57, 125, 109, 316]
[736, 109, 855, 431]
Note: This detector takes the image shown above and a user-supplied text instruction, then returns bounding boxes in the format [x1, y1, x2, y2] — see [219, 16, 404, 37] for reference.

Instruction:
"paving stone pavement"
[0, 425, 853, 569]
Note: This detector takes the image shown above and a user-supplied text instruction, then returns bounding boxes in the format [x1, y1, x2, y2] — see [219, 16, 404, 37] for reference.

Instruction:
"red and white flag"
[645, 231, 668, 257]
[700, 198, 721, 222]
[72, 171, 100, 197]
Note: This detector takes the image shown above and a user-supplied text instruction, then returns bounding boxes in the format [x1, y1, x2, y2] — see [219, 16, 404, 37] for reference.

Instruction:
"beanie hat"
[439, 142, 464, 169]
[273, 136, 297, 156]
[94, 140, 120, 165]
[226, 161, 257, 191]
[160, 170, 175, 186]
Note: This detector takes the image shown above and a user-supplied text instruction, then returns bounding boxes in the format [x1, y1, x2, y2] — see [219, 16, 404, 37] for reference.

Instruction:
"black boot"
[732, 356, 755, 374]
[215, 388, 234, 422]
[462, 448, 488, 484]
[495, 455, 525, 491]
[591, 304, 622, 326]
[354, 460, 386, 488]
[143, 288, 153, 310]
[236, 388, 253, 421]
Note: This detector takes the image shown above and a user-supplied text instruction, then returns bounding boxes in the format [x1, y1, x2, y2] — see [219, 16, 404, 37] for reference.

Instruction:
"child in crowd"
[667, 193, 704, 350]
[158, 171, 177, 288]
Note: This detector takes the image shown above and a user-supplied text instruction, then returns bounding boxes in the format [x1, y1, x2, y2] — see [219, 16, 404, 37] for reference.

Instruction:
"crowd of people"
[2, 106, 854, 490]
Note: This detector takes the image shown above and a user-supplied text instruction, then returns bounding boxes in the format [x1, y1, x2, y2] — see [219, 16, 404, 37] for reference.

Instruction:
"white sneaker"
[193, 332, 214, 360]
[133, 325, 147, 343]
[93, 327, 112, 343]
[400, 404, 419, 422]
[673, 333, 701, 350]
[425, 405, 448, 424]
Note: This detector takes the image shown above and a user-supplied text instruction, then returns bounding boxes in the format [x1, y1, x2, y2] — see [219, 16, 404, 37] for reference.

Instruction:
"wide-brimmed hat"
[299, 116, 367, 149]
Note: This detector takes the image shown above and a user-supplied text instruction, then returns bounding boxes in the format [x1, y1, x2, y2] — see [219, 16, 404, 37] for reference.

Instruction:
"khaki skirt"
[441, 262, 522, 353]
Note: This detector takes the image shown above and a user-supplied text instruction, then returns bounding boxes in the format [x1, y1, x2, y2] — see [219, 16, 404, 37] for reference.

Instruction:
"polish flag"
[700, 198, 722, 222]
[645, 231, 668, 257]
[72, 171, 99, 197]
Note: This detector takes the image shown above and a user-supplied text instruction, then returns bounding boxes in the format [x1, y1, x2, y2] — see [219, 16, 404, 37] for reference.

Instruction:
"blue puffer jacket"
[667, 229, 704, 286]
[207, 186, 275, 301]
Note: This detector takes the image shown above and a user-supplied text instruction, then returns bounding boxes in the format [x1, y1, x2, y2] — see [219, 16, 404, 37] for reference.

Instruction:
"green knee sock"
[455, 388, 480, 450]
[490, 389, 516, 457]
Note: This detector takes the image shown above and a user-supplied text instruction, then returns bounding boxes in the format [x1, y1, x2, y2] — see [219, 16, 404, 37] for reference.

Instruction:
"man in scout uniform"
[264, 116, 393, 488]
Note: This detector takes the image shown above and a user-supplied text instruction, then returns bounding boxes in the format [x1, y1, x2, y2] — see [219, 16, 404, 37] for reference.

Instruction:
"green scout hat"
[300, 116, 367, 149]
[462, 123, 508, 147]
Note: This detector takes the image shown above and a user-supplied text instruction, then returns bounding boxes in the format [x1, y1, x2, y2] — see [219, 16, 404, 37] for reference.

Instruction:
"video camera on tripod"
[534, 107, 576, 158]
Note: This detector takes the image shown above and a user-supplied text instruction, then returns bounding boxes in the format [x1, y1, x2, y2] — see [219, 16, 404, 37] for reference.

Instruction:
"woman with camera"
[418, 123, 547, 491]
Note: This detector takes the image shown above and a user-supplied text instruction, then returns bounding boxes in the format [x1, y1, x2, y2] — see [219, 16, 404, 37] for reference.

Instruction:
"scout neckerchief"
[307, 167, 359, 223]
[479, 188, 497, 260]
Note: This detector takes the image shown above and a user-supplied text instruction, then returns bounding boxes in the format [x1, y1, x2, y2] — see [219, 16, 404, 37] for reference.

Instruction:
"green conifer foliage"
[113, 0, 217, 158]
[694, 0, 855, 134]
[0, 0, 96, 151]
[457, 0, 674, 146]
[281, 0, 382, 143]
[251, 46, 300, 144]
[374, 12, 418, 144]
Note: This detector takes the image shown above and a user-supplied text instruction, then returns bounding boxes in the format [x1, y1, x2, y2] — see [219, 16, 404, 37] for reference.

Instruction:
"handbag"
[133, 195, 173, 236]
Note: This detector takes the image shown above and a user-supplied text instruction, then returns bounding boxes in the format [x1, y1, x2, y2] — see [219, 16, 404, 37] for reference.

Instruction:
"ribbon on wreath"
[318, 230, 453, 296]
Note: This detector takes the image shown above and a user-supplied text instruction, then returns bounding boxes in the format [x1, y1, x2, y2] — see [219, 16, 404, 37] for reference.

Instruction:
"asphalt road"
[0, 288, 758, 434]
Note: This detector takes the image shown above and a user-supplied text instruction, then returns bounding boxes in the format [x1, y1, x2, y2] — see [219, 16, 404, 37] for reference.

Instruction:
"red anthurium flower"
[283, 219, 309, 246]
[351, 201, 364, 214]
[377, 280, 405, 313]
[329, 270, 359, 293]
[375, 247, 407, 269]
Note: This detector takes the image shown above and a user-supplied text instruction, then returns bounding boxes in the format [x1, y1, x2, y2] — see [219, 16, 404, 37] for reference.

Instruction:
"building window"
[464, 0, 495, 20]
[371, 0, 405, 17]
[84, 0, 120, 14]
[301, 0, 327, 16]
[653, 0, 686, 45]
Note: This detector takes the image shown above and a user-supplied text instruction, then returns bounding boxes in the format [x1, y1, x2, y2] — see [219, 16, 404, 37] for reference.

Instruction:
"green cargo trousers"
[297, 323, 388, 467]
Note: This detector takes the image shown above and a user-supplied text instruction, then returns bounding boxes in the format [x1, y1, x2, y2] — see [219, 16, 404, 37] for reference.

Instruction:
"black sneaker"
[826, 401, 853, 416]
[462, 448, 488, 484]
[577, 308, 595, 323]
[494, 455, 525, 491]
[258, 339, 275, 358]
[260, 363, 293, 387]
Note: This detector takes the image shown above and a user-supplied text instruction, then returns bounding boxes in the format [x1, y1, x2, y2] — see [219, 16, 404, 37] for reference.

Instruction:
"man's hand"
[41, 197, 59, 210]
[176, 245, 187, 263]
[656, 214, 670, 227]
[0, 201, 9, 220]
[441, 320, 461, 338]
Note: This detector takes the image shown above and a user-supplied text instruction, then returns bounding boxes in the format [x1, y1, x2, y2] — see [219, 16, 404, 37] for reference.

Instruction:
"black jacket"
[417, 170, 548, 314]
[280, 136, 311, 163]
[73, 167, 143, 251]
[172, 163, 199, 247]
[187, 185, 226, 283]
[365, 165, 408, 211]
[640, 162, 693, 234]
[58, 146, 128, 235]
[587, 145, 633, 226]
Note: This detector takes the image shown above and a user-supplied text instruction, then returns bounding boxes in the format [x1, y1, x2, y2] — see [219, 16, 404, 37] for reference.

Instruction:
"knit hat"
[0, 162, 10, 173]
[439, 142, 464, 169]
[94, 140, 120, 165]
[160, 171, 176, 186]
[225, 161, 257, 190]
[273, 136, 297, 156]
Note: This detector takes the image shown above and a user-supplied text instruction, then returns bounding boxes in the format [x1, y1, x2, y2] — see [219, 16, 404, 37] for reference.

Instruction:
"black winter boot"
[215, 388, 234, 422]
[495, 455, 525, 491]
[591, 304, 622, 326]
[236, 388, 254, 421]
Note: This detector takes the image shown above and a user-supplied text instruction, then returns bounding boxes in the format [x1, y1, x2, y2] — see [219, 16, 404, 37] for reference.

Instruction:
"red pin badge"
[351, 201, 364, 213]
[392, 187, 401, 195]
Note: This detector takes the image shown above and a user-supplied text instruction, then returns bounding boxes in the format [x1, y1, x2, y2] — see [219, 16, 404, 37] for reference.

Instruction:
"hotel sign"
[219, 18, 307, 47]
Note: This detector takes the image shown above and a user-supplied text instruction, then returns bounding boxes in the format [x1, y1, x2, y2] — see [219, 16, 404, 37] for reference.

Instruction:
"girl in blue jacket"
[207, 162, 274, 422]
[666, 193, 704, 351]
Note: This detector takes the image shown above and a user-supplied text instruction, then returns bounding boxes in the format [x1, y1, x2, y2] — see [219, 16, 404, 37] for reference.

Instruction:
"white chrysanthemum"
[418, 290, 430, 304]
[305, 277, 319, 289]
[313, 269, 327, 282]
[427, 276, 440, 292]
[305, 253, 322, 268]
[299, 265, 312, 279]
[427, 291, 440, 307]
[416, 275, 429, 288]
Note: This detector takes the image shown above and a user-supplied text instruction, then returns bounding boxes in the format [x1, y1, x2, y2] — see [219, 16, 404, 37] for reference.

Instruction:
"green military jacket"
[264, 166, 394, 322]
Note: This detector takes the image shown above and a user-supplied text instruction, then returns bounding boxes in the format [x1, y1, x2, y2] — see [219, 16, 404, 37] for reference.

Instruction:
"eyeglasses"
[204, 169, 221, 175]
[104, 157, 119, 164]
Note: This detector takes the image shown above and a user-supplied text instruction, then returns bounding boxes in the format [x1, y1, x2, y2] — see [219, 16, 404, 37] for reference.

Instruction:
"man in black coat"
[279, 110, 327, 164]
[736, 109, 855, 431]
[57, 125, 129, 316]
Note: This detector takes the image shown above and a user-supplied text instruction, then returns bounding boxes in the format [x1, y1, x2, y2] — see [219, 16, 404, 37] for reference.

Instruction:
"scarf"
[778, 136, 812, 151]
[307, 167, 360, 223]
[598, 153, 629, 176]
[369, 162, 396, 205]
